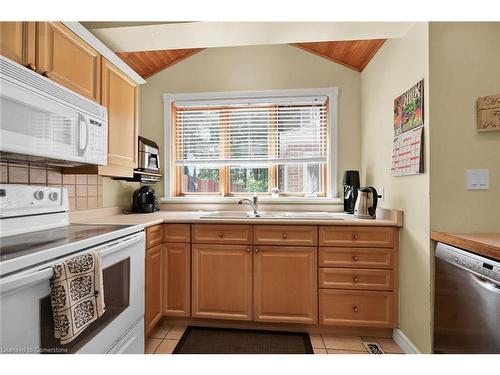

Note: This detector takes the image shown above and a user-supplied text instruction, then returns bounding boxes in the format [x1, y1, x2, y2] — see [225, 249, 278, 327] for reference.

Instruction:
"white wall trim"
[62, 22, 146, 85]
[393, 328, 421, 354]
[162, 87, 339, 200]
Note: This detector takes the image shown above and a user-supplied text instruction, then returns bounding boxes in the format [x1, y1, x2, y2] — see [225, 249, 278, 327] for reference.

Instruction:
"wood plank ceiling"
[117, 39, 385, 79]
[116, 49, 203, 79]
[293, 39, 386, 72]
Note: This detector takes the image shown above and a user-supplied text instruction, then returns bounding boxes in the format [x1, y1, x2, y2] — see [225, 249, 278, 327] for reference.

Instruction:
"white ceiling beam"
[88, 22, 415, 52]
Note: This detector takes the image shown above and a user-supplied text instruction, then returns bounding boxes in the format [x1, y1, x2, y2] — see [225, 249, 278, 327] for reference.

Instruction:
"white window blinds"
[174, 96, 327, 166]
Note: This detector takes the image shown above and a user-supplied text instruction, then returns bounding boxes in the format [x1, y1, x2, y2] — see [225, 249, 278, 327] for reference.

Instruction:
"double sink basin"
[199, 211, 345, 220]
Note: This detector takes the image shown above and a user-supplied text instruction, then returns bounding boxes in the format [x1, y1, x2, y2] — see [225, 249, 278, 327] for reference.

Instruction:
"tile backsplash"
[0, 161, 103, 211]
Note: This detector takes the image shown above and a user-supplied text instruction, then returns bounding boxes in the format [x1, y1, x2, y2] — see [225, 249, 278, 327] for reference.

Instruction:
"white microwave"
[0, 56, 107, 166]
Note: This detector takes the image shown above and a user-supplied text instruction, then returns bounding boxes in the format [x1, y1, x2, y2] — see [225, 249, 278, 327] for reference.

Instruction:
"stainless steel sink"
[199, 211, 345, 220]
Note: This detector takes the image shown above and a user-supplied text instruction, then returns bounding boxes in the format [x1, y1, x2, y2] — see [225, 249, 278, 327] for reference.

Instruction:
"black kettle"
[354, 186, 378, 219]
[131, 186, 159, 213]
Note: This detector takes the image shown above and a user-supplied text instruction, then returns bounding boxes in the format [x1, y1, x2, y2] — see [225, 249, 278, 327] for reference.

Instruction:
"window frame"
[163, 87, 339, 199]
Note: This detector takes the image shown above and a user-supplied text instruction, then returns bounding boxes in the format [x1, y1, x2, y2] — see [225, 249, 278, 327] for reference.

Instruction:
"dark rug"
[173, 326, 314, 354]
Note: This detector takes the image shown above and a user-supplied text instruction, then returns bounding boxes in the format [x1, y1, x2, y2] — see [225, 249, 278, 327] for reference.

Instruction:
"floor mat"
[173, 326, 314, 354]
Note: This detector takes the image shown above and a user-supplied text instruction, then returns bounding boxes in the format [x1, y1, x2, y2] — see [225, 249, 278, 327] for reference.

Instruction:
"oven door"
[0, 231, 145, 354]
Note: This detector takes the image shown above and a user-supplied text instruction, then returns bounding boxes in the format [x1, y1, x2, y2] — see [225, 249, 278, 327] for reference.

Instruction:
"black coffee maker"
[343, 170, 360, 214]
[131, 186, 160, 213]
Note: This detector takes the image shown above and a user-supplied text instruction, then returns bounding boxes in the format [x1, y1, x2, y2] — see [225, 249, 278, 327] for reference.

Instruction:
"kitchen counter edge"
[431, 231, 500, 261]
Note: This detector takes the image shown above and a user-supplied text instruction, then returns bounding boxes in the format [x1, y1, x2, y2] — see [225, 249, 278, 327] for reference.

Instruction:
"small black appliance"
[343, 170, 360, 214]
[131, 186, 160, 213]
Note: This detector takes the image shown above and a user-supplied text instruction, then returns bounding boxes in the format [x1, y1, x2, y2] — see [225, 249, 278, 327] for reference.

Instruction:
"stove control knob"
[453, 257, 459, 263]
[48, 192, 59, 201]
[34, 190, 44, 200]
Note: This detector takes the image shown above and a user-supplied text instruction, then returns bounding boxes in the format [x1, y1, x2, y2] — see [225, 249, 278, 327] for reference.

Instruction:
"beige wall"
[361, 23, 431, 352]
[138, 43, 361, 198]
[429, 22, 500, 232]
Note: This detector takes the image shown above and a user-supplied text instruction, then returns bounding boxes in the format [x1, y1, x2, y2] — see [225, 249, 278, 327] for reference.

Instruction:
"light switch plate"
[466, 169, 489, 190]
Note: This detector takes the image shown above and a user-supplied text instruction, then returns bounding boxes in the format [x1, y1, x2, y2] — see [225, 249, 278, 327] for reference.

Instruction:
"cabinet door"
[145, 244, 163, 334]
[0, 22, 35, 68]
[163, 243, 190, 317]
[191, 244, 252, 320]
[99, 57, 138, 177]
[253, 246, 317, 324]
[37, 22, 100, 101]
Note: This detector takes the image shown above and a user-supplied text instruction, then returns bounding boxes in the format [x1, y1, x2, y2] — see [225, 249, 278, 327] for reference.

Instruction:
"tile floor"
[311, 333, 404, 354]
[145, 321, 404, 354]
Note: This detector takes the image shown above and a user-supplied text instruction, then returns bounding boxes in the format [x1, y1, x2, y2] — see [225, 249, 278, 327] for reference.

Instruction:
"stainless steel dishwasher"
[434, 242, 500, 353]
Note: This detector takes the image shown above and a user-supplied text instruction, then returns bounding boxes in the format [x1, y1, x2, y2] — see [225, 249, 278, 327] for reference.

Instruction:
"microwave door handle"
[78, 115, 89, 156]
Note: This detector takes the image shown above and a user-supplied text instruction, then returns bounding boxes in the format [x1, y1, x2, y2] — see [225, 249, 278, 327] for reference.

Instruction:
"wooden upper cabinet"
[253, 246, 317, 324]
[99, 57, 139, 177]
[36, 22, 100, 102]
[145, 244, 163, 334]
[0, 22, 36, 68]
[191, 244, 253, 321]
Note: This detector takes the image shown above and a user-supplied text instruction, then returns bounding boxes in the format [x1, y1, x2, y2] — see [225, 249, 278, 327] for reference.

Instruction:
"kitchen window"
[163, 88, 338, 198]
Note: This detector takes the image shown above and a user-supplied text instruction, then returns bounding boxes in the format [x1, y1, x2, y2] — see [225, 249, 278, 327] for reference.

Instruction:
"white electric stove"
[0, 184, 146, 354]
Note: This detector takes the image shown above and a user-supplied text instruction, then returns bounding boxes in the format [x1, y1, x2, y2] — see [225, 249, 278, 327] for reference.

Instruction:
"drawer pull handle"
[282, 233, 288, 239]
[43, 70, 51, 78]
[27, 63, 36, 71]
[246, 247, 251, 253]
[255, 248, 259, 253]
[353, 234, 359, 240]
[217, 232, 224, 238]
[353, 277, 359, 283]
[353, 306, 359, 313]
[353, 255, 359, 261]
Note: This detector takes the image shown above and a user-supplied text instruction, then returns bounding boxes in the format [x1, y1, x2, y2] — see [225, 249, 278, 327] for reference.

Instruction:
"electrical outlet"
[378, 187, 385, 202]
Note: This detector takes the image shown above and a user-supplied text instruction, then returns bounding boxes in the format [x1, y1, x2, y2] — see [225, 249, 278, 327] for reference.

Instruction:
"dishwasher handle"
[472, 274, 500, 293]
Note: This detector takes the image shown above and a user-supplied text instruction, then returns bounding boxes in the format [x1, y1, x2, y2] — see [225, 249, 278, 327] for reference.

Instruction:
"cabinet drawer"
[319, 247, 393, 269]
[319, 226, 394, 247]
[192, 224, 252, 244]
[319, 268, 393, 290]
[253, 225, 317, 246]
[146, 224, 163, 249]
[319, 289, 395, 327]
[163, 224, 190, 243]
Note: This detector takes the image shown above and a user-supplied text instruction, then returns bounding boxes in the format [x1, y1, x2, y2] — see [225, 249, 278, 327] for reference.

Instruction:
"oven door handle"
[98, 232, 144, 258]
[0, 232, 144, 295]
[0, 267, 54, 295]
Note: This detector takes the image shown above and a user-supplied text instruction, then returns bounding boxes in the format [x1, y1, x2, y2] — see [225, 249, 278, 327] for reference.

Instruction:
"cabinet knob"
[26, 63, 36, 71]
[353, 306, 359, 313]
[352, 234, 359, 240]
[353, 277, 359, 283]
[246, 247, 251, 253]
[217, 232, 223, 238]
[255, 248, 259, 253]
[353, 255, 359, 261]
[42, 71, 51, 78]
[282, 233, 288, 239]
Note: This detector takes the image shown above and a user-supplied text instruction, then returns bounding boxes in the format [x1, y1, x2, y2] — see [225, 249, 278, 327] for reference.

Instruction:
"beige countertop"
[70, 207, 403, 228]
[431, 231, 500, 261]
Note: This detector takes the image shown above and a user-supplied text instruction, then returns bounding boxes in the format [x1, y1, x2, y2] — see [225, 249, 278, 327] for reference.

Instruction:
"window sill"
[161, 196, 342, 205]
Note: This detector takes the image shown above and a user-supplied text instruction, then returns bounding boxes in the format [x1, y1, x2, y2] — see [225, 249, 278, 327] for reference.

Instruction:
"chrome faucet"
[237, 195, 260, 217]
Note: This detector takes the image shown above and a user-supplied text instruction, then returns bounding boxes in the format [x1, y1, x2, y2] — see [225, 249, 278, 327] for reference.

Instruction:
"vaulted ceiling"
[116, 49, 203, 79]
[293, 39, 386, 72]
[116, 39, 386, 79]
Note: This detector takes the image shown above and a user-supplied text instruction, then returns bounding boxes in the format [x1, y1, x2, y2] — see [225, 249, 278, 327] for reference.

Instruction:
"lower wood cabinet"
[145, 244, 163, 334]
[319, 289, 395, 328]
[191, 244, 253, 321]
[253, 246, 317, 324]
[163, 243, 190, 316]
